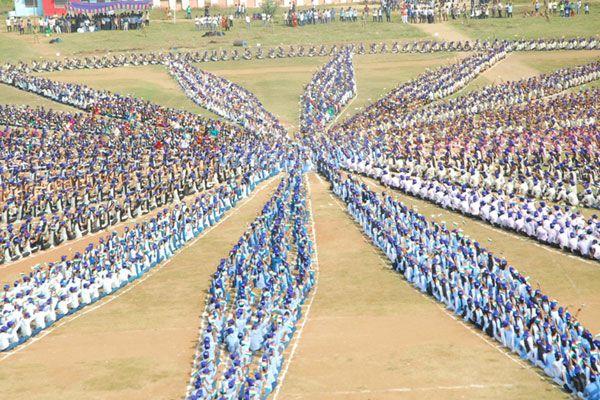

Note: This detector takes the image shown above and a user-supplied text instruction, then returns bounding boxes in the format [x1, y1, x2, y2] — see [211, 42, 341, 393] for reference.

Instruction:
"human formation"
[318, 161, 599, 398]
[0, 36, 598, 399]
[300, 47, 356, 134]
[167, 61, 287, 136]
[187, 167, 314, 399]
[5, 37, 598, 74]
[326, 56, 600, 259]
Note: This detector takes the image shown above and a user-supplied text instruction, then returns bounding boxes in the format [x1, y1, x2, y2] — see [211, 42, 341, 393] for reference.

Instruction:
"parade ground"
[0, 2, 599, 399]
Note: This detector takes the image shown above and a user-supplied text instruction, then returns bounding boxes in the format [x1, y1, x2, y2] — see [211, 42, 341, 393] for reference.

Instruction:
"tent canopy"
[67, 0, 152, 13]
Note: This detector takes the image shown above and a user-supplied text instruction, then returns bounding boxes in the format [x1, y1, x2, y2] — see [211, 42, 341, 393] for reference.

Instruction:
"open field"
[0, 16, 424, 63]
[0, 11, 599, 400]
[450, 10, 600, 40]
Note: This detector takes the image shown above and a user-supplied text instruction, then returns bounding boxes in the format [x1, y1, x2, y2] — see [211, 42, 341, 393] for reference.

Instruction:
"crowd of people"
[3, 37, 596, 74]
[323, 57, 599, 258]
[300, 48, 356, 135]
[337, 48, 507, 134]
[0, 166, 281, 352]
[0, 57, 301, 267]
[393, 61, 600, 129]
[167, 61, 287, 137]
[0, 64, 266, 138]
[318, 161, 599, 398]
[0, 102, 289, 266]
[4, 12, 148, 35]
[187, 168, 314, 399]
[0, 24, 598, 398]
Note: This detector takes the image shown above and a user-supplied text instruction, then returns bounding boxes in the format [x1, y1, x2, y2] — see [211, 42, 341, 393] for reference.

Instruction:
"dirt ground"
[0, 177, 280, 400]
[274, 173, 567, 400]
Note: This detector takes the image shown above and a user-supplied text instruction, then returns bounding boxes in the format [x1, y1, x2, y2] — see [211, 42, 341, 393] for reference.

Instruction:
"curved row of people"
[336, 48, 507, 134]
[167, 61, 287, 137]
[300, 47, 356, 134]
[339, 154, 600, 260]
[7, 37, 598, 74]
[0, 105, 285, 265]
[317, 160, 599, 399]
[392, 60, 600, 129]
[187, 169, 314, 399]
[332, 88, 598, 208]
[0, 166, 281, 352]
[0, 66, 236, 134]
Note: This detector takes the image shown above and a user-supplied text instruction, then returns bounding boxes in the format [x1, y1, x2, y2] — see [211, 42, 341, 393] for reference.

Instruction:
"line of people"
[167, 61, 287, 137]
[317, 160, 599, 398]
[187, 168, 314, 399]
[394, 61, 600, 130]
[0, 66, 233, 132]
[337, 48, 507, 134]
[300, 47, 356, 135]
[7, 37, 598, 75]
[0, 167, 279, 352]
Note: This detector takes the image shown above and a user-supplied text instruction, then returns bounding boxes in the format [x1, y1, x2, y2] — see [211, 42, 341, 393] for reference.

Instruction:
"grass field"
[0, 10, 599, 400]
[450, 10, 600, 40]
[41, 65, 222, 119]
[449, 0, 600, 39]
[0, 16, 425, 63]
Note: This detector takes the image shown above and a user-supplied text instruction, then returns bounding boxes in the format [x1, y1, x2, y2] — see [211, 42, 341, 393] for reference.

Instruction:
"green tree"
[261, 0, 278, 17]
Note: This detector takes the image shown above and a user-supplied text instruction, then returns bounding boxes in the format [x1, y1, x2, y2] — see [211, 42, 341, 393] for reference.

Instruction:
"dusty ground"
[0, 177, 280, 400]
[274, 173, 567, 400]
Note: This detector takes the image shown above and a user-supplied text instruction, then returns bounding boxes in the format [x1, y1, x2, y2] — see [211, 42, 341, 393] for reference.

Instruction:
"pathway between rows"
[274, 173, 565, 400]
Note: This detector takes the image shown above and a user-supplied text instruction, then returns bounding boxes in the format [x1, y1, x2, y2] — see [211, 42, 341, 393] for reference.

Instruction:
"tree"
[261, 0, 278, 17]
